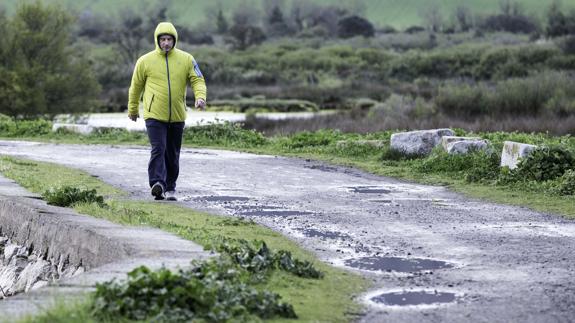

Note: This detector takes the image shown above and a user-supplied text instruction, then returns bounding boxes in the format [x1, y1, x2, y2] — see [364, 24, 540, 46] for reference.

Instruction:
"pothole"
[344, 256, 453, 273]
[348, 186, 392, 194]
[240, 210, 314, 217]
[195, 196, 250, 202]
[369, 290, 457, 306]
[301, 229, 350, 239]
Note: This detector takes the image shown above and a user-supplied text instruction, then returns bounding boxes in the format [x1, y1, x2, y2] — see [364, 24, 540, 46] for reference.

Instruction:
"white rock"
[500, 141, 537, 169]
[390, 129, 455, 156]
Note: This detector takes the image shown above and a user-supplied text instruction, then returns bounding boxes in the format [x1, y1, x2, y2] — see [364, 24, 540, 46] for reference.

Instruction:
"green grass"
[2, 0, 572, 29]
[0, 156, 367, 323]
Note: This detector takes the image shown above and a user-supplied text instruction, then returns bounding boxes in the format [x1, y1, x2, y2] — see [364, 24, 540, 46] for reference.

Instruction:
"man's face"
[159, 35, 174, 52]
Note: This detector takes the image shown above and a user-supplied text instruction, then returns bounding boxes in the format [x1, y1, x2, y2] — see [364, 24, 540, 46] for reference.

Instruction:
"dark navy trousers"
[145, 119, 185, 191]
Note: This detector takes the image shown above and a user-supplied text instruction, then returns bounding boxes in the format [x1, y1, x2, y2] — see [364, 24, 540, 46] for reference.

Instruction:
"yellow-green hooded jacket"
[128, 22, 207, 122]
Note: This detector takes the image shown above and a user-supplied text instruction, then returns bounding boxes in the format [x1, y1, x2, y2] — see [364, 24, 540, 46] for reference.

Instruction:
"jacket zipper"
[165, 53, 172, 123]
[148, 94, 155, 112]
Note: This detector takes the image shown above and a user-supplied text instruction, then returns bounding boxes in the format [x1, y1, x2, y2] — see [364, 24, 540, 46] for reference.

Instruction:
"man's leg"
[145, 119, 168, 192]
[165, 122, 185, 192]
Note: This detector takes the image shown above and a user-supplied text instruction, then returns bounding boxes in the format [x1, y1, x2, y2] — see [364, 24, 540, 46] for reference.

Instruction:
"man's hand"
[195, 98, 206, 111]
[128, 113, 138, 122]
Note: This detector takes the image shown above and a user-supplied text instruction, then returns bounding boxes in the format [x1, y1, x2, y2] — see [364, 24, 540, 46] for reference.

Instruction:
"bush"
[337, 15, 375, 38]
[413, 148, 500, 183]
[183, 122, 267, 148]
[0, 118, 52, 137]
[505, 146, 574, 182]
[42, 186, 106, 207]
[92, 258, 297, 322]
[557, 169, 575, 195]
[279, 129, 342, 149]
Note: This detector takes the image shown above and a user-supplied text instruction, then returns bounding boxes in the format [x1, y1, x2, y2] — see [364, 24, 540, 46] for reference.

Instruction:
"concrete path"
[0, 140, 574, 322]
[0, 173, 209, 320]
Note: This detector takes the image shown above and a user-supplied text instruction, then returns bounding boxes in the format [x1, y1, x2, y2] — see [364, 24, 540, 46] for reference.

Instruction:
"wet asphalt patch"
[239, 210, 314, 217]
[195, 195, 250, 203]
[349, 186, 392, 194]
[301, 228, 350, 240]
[370, 290, 457, 306]
[345, 256, 454, 273]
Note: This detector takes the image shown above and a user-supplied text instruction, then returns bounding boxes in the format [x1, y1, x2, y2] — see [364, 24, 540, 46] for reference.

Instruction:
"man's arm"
[189, 57, 207, 110]
[127, 59, 146, 121]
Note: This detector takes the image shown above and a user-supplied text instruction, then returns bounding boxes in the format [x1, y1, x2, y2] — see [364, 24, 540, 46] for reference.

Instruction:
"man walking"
[128, 22, 207, 201]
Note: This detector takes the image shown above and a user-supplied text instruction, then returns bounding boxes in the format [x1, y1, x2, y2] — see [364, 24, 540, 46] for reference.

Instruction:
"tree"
[546, 0, 569, 37]
[266, 5, 291, 37]
[0, 2, 99, 119]
[421, 4, 443, 32]
[455, 5, 473, 32]
[216, 9, 228, 34]
[337, 15, 374, 38]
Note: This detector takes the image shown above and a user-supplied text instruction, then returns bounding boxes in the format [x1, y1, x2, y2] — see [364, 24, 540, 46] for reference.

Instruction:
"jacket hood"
[154, 22, 178, 53]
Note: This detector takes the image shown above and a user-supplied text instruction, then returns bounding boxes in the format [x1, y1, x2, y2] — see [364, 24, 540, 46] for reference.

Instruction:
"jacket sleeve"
[188, 56, 207, 101]
[128, 58, 146, 115]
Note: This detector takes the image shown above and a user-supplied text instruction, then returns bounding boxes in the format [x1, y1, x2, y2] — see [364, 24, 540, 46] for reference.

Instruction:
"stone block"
[441, 136, 490, 154]
[390, 129, 455, 156]
[500, 141, 537, 169]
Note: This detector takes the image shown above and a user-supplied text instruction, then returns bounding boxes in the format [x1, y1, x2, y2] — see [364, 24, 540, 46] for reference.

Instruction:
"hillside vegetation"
[2, 0, 574, 29]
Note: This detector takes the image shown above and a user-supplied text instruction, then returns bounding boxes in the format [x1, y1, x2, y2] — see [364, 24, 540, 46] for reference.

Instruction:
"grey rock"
[391, 129, 455, 156]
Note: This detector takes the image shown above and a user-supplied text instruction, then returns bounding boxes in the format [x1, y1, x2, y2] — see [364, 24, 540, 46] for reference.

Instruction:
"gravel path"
[1, 140, 574, 323]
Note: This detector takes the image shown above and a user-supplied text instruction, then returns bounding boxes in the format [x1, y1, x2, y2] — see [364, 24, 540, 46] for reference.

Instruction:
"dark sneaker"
[151, 182, 165, 200]
[165, 190, 177, 201]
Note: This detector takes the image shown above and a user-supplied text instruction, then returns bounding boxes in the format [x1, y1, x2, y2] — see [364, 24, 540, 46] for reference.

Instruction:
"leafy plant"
[507, 146, 574, 182]
[42, 186, 106, 207]
[215, 238, 324, 279]
[183, 121, 267, 148]
[91, 258, 296, 322]
[557, 169, 575, 195]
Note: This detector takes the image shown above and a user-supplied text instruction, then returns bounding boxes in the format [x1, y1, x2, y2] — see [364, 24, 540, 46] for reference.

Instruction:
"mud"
[0, 140, 574, 323]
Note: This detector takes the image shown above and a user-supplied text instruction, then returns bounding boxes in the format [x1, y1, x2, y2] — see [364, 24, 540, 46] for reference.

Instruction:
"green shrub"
[557, 169, 575, 195]
[280, 129, 343, 149]
[504, 146, 574, 182]
[91, 258, 297, 322]
[0, 118, 52, 137]
[42, 186, 106, 207]
[215, 238, 324, 280]
[414, 148, 500, 182]
[183, 122, 267, 148]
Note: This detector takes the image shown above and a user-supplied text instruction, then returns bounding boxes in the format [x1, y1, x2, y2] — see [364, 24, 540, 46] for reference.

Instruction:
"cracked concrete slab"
[0, 174, 210, 320]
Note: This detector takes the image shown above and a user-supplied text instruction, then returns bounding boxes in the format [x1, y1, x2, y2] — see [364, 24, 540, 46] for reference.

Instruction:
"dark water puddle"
[345, 256, 453, 273]
[371, 291, 456, 306]
[349, 186, 392, 194]
[301, 228, 349, 239]
[240, 210, 314, 217]
[305, 164, 339, 172]
[196, 196, 250, 202]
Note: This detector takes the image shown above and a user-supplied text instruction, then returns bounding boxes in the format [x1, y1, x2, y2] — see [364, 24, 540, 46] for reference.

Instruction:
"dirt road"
[1, 140, 574, 322]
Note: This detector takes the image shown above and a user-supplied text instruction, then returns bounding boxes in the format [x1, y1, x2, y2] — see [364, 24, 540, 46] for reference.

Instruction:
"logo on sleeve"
[193, 59, 203, 78]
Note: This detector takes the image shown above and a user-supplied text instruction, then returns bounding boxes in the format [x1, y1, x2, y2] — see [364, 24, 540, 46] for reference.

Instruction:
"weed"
[91, 257, 297, 322]
[42, 186, 106, 207]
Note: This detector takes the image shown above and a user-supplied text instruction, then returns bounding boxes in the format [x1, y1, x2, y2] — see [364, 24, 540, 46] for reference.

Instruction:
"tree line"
[1, 0, 575, 119]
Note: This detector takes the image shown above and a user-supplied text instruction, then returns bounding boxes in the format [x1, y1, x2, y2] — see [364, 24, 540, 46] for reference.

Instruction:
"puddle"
[240, 210, 314, 217]
[349, 186, 392, 194]
[370, 291, 456, 306]
[196, 196, 250, 202]
[301, 228, 349, 239]
[305, 164, 339, 172]
[344, 256, 453, 273]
